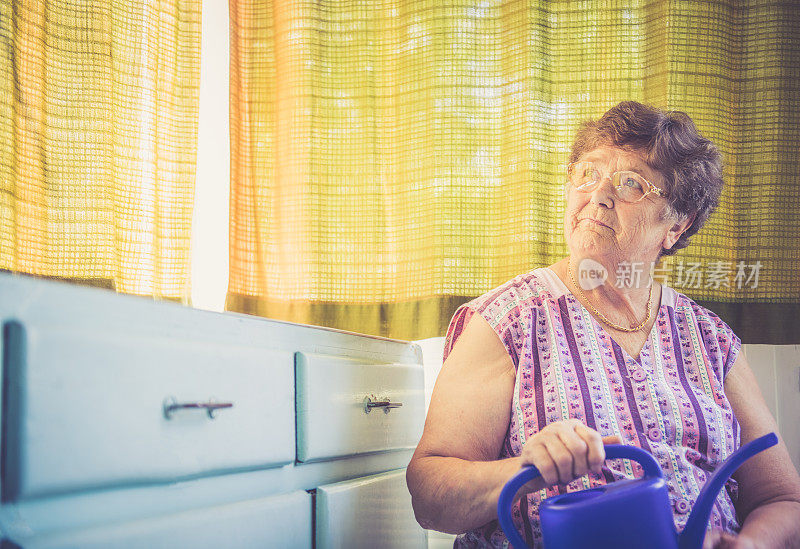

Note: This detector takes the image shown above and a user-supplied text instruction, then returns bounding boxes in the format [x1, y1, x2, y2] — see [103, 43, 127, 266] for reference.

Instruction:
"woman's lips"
[580, 218, 611, 229]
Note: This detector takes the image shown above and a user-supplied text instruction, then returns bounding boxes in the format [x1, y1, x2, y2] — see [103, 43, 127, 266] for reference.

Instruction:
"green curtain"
[227, 0, 799, 343]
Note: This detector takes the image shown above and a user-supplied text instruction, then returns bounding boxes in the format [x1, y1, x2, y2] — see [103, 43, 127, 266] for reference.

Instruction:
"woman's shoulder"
[667, 287, 742, 375]
[669, 288, 735, 331]
[466, 268, 558, 314]
[442, 269, 559, 364]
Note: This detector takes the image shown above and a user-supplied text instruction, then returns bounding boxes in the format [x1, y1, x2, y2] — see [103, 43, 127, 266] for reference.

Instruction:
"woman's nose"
[589, 174, 615, 208]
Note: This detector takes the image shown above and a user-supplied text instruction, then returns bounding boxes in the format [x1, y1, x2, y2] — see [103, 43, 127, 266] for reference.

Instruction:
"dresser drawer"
[316, 469, 427, 549]
[295, 352, 424, 462]
[2, 320, 295, 500]
[23, 490, 311, 548]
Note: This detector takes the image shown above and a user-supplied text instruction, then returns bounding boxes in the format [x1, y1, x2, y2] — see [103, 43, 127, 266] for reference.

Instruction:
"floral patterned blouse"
[444, 267, 742, 548]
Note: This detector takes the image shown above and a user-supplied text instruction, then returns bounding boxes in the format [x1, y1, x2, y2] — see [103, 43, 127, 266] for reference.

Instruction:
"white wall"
[413, 337, 447, 414]
[743, 344, 800, 472]
[191, 0, 231, 313]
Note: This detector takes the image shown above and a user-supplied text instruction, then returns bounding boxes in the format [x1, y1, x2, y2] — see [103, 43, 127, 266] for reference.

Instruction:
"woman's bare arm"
[710, 352, 800, 548]
[406, 313, 529, 534]
[406, 312, 615, 535]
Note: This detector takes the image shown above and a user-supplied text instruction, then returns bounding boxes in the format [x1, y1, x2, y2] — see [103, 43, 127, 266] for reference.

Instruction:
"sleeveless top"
[444, 267, 742, 548]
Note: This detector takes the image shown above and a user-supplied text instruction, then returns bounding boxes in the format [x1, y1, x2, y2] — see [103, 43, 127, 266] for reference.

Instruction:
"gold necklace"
[567, 260, 652, 332]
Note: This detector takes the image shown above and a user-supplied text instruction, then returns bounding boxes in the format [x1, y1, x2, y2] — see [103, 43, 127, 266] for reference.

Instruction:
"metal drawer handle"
[363, 395, 403, 414]
[163, 396, 234, 420]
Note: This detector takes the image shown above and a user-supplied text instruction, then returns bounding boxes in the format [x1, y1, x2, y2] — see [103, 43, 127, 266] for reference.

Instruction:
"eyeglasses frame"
[566, 161, 668, 203]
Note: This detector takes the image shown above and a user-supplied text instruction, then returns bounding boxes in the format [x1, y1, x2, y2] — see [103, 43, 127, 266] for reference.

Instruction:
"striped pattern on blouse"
[445, 267, 742, 549]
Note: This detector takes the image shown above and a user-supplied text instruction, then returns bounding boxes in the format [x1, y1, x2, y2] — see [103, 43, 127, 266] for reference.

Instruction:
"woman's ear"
[661, 213, 695, 251]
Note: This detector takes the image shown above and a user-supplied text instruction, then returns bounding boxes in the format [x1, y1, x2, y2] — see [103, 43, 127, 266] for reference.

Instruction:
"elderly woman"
[407, 101, 800, 548]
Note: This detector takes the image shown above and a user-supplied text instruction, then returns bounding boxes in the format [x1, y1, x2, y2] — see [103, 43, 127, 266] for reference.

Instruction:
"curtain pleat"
[0, 0, 201, 300]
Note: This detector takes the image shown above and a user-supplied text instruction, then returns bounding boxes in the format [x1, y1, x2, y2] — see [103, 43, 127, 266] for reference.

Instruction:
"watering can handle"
[497, 434, 779, 549]
[497, 443, 662, 549]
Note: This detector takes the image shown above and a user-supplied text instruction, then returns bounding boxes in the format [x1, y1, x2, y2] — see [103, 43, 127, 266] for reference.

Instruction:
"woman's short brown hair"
[569, 101, 723, 257]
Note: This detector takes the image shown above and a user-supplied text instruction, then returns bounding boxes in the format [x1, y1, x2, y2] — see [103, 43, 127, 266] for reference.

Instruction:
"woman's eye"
[622, 176, 643, 189]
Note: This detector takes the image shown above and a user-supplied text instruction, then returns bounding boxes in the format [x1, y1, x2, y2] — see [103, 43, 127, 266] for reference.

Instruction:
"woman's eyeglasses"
[567, 161, 667, 203]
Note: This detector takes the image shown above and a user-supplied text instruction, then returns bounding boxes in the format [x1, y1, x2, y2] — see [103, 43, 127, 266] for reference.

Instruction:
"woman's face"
[564, 145, 683, 265]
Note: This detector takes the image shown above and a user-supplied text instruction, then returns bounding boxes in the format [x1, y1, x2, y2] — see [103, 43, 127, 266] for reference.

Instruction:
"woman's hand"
[519, 419, 621, 486]
[702, 529, 758, 549]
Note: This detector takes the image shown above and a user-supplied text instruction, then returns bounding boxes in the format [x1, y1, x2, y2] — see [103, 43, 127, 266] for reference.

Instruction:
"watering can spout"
[678, 432, 778, 549]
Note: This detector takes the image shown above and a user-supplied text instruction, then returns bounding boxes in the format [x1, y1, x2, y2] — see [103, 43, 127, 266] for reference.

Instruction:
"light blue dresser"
[0, 273, 427, 548]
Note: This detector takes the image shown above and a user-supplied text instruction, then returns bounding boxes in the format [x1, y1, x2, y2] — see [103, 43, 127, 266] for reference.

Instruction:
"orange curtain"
[0, 0, 202, 300]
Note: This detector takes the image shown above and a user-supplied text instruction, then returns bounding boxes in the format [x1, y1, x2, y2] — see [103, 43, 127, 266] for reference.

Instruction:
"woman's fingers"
[557, 426, 590, 478]
[526, 440, 560, 486]
[601, 435, 622, 445]
[574, 422, 605, 471]
[542, 436, 576, 484]
[702, 529, 752, 549]
[702, 529, 724, 549]
[521, 420, 622, 486]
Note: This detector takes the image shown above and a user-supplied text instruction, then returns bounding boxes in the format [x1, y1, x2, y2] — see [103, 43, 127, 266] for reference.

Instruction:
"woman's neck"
[554, 256, 658, 328]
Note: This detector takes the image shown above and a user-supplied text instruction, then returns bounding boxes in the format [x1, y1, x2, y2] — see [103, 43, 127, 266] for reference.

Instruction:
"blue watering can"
[497, 432, 778, 549]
